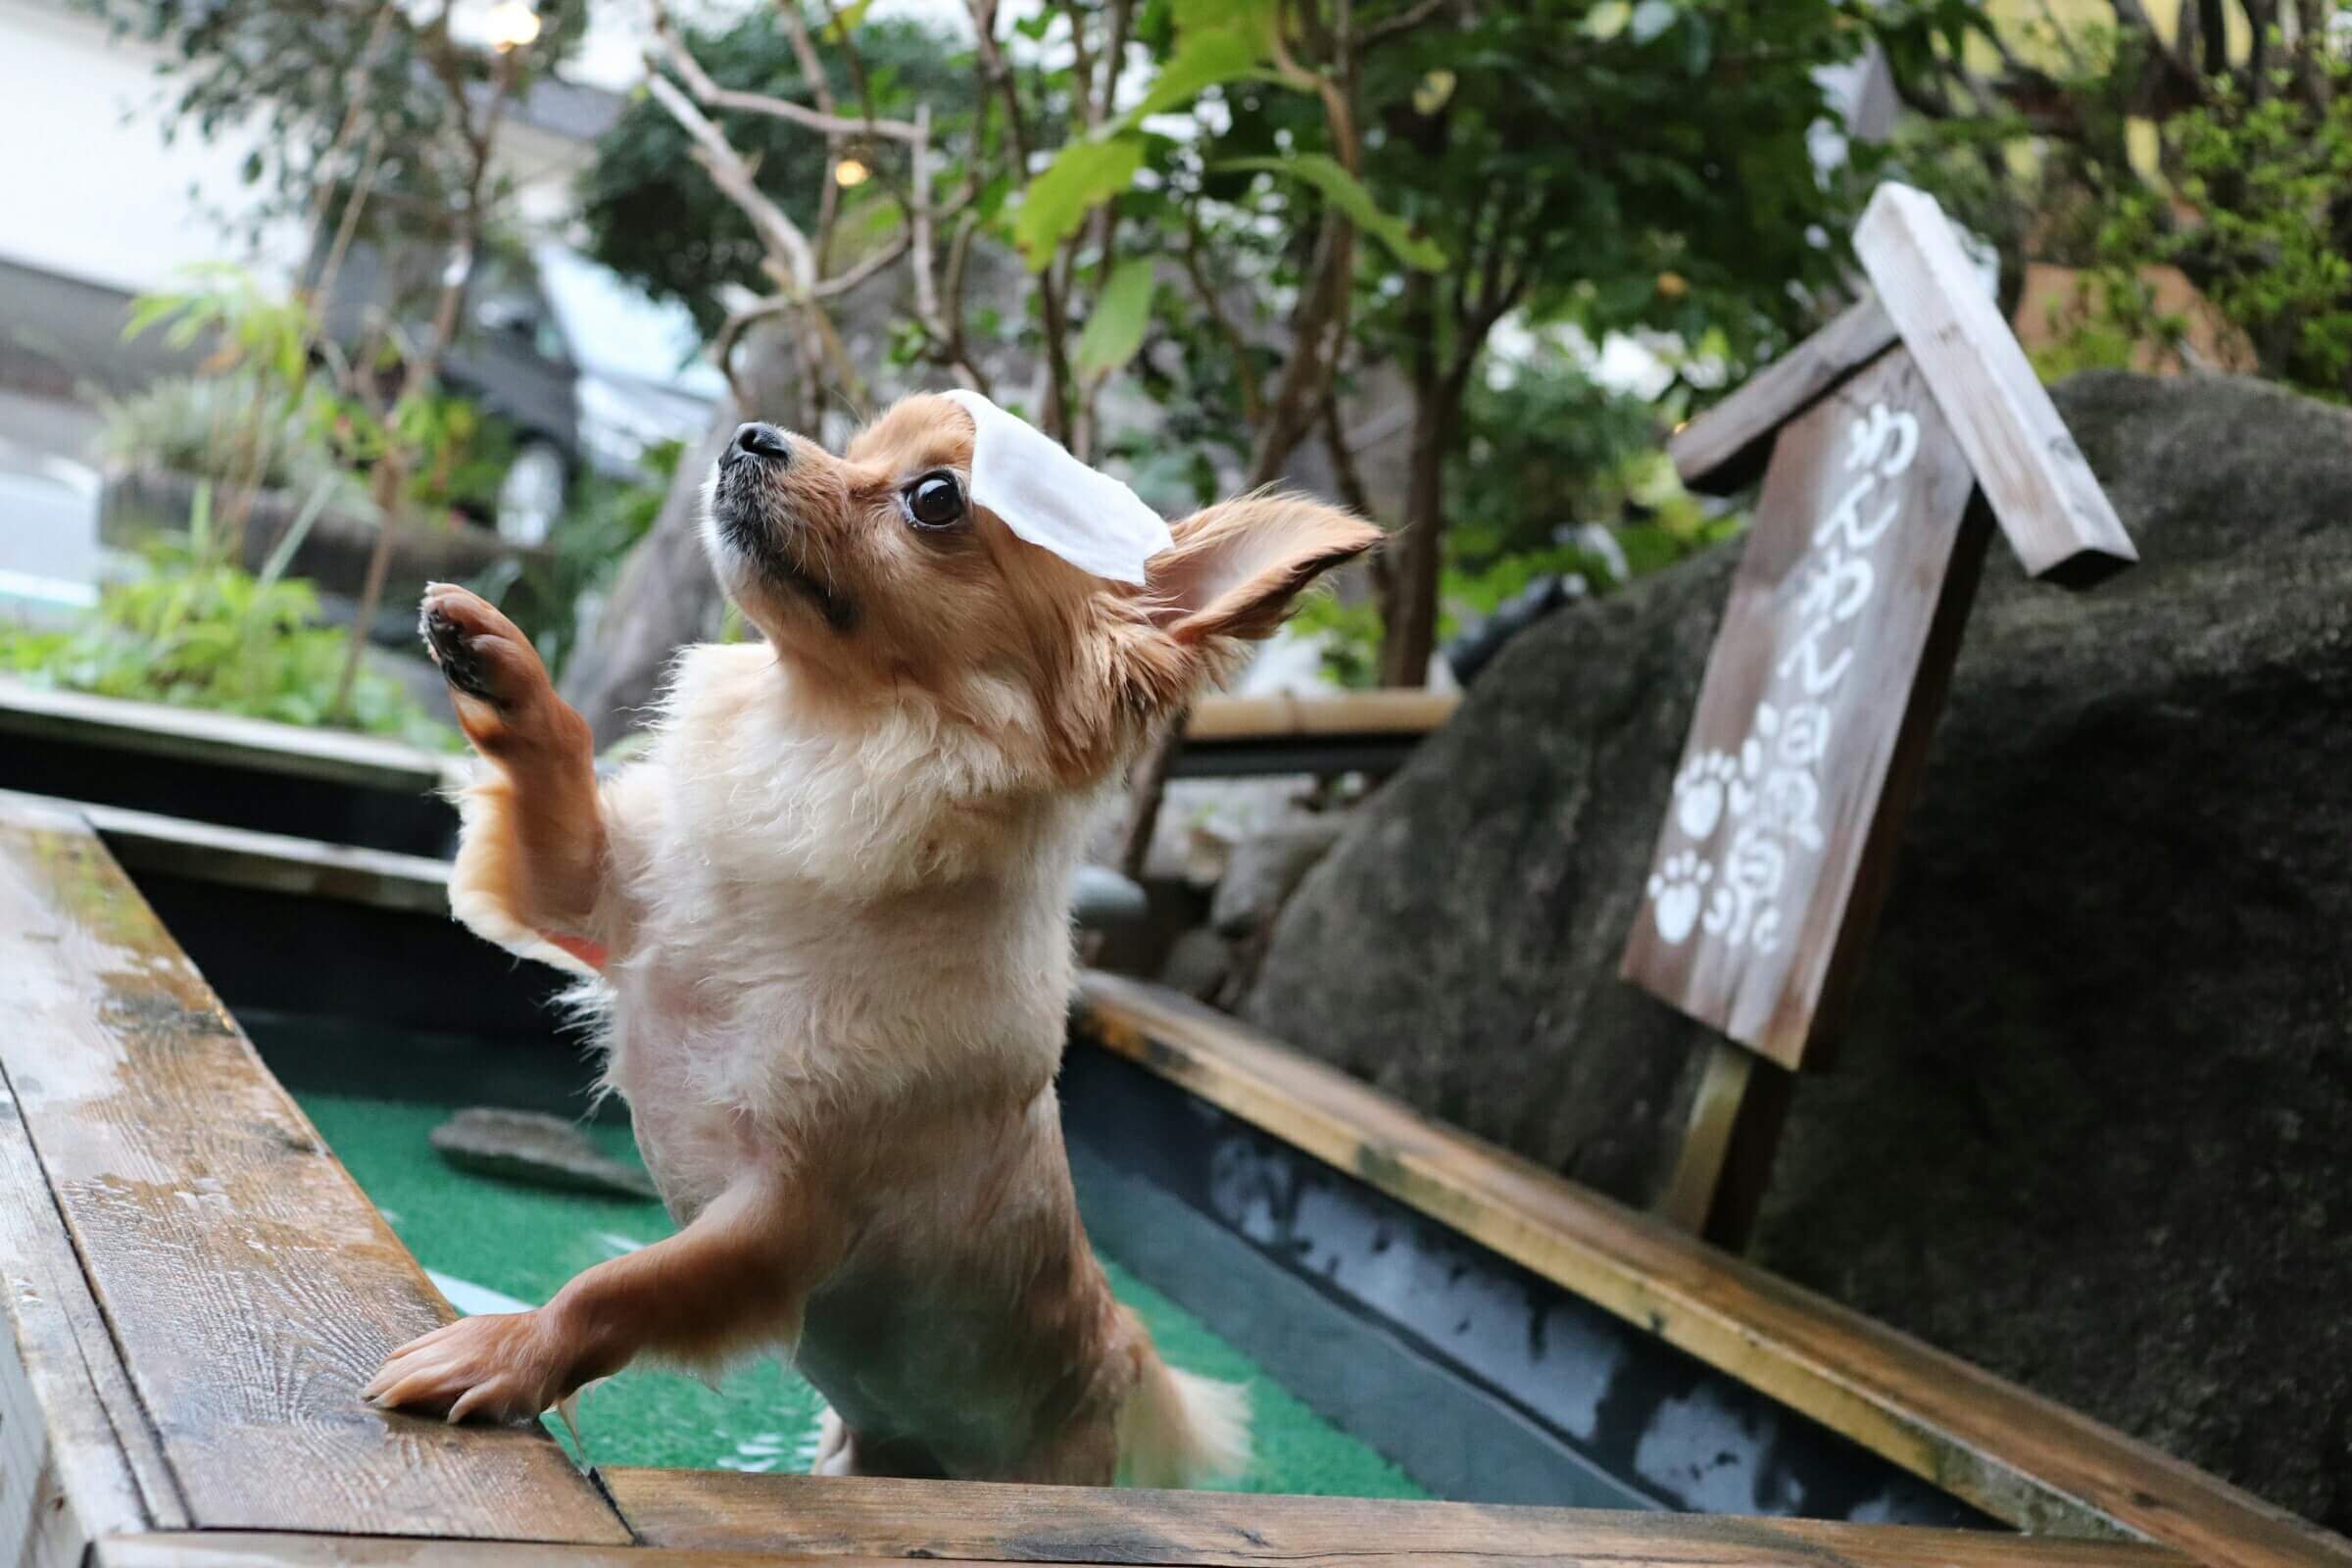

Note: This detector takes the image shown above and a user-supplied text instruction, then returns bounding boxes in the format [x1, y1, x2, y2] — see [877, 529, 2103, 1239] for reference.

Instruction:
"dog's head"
[703, 393, 1380, 781]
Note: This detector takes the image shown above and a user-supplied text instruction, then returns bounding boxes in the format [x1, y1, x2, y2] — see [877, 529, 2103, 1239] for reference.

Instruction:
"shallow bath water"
[300, 1092, 1426, 1496]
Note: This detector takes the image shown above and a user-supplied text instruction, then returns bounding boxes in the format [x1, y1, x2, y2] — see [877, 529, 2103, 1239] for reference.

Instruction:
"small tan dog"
[363, 393, 1377, 1486]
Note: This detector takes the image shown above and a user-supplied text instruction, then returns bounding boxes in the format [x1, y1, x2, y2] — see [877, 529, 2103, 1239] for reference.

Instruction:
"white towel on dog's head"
[942, 389, 1173, 585]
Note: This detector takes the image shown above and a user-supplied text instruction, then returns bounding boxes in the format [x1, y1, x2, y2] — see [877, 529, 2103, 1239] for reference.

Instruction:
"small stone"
[429, 1107, 660, 1201]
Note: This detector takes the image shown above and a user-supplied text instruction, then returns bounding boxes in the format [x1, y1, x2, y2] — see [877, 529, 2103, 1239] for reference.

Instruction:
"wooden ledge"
[0, 795, 626, 1551]
[1668, 299, 1899, 495]
[97, 1537, 984, 1568]
[606, 1468, 2190, 1568]
[1184, 691, 1458, 743]
[1071, 971, 2352, 1568]
[64, 797, 455, 914]
[0, 677, 466, 795]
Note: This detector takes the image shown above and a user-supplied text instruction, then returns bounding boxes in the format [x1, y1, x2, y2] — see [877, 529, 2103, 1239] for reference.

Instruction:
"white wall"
[0, 0, 605, 298]
[0, 0, 308, 294]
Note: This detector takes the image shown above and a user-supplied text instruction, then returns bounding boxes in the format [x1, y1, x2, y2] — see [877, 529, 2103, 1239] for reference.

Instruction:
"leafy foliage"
[95, 372, 374, 519]
[0, 485, 455, 749]
[1883, 0, 2352, 400]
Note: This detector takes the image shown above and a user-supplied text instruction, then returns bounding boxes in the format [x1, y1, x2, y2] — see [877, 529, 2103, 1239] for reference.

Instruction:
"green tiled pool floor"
[300, 1094, 1424, 1496]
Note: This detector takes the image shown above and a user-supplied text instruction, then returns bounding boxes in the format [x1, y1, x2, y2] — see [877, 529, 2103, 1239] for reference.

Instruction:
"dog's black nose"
[733, 422, 791, 464]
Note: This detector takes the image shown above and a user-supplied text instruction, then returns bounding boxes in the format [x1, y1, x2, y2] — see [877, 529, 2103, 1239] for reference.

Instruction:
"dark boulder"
[1242, 370, 2352, 1530]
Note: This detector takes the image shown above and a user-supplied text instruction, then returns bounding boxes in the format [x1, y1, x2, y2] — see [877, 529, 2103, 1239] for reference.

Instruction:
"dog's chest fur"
[586, 645, 1097, 1218]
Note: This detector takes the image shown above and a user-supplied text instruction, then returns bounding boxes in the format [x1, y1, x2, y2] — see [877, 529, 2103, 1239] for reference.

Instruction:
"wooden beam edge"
[0, 678, 466, 796]
[1668, 298, 1901, 495]
[602, 1466, 2194, 1568]
[1852, 183, 2138, 585]
[72, 797, 454, 915]
[96, 1535, 1038, 1568]
[1069, 971, 2352, 1568]
[1185, 692, 1460, 744]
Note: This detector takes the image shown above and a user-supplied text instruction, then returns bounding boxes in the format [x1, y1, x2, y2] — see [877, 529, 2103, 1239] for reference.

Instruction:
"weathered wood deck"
[0, 791, 2339, 1568]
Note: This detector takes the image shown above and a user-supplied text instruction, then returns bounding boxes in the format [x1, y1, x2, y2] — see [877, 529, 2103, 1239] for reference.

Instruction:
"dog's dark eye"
[903, 473, 964, 529]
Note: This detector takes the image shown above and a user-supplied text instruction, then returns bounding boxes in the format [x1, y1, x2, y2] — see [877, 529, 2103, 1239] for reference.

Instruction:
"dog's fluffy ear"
[1146, 494, 1382, 646]
[1103, 494, 1381, 730]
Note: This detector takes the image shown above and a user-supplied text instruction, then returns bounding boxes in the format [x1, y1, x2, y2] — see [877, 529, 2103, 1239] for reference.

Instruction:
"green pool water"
[300, 1093, 1425, 1497]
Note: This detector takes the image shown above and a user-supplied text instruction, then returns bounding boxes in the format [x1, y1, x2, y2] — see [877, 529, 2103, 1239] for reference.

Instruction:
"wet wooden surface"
[1621, 348, 1988, 1070]
[0, 795, 627, 1543]
[1073, 971, 2352, 1568]
[609, 1468, 2190, 1568]
[0, 1056, 183, 1568]
[1670, 298, 1900, 495]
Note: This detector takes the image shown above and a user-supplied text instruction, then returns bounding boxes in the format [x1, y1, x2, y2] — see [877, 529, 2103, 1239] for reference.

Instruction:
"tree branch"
[650, 2, 922, 142]
[644, 67, 819, 292]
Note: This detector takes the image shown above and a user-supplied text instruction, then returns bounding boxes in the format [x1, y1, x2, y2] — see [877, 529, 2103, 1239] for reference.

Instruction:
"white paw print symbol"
[1671, 751, 1740, 841]
[1646, 851, 1711, 946]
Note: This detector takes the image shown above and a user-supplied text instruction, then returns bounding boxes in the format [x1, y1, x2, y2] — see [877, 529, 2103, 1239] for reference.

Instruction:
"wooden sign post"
[1623, 183, 2137, 1247]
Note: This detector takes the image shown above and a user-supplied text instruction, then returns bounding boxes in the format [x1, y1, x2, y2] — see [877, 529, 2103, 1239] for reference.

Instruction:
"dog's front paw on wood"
[365, 1311, 572, 1425]
[418, 583, 568, 756]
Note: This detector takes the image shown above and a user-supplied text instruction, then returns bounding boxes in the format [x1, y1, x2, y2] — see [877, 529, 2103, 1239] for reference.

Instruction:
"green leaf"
[1013, 134, 1146, 271]
[1213, 155, 1447, 270]
[1629, 0, 1676, 43]
[818, 0, 874, 43]
[1118, 28, 1273, 128]
[1585, 0, 1632, 38]
[1075, 258, 1157, 379]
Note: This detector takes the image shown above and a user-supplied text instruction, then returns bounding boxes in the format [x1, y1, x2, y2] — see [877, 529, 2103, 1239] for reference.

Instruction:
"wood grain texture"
[1669, 298, 1899, 495]
[1183, 692, 1457, 743]
[96, 1534, 1071, 1568]
[0, 1072, 185, 1568]
[1072, 971, 2352, 1568]
[71, 798, 453, 916]
[0, 796, 627, 1543]
[0, 677, 465, 795]
[609, 1468, 2190, 1568]
[1624, 349, 1986, 1069]
[1853, 183, 2137, 585]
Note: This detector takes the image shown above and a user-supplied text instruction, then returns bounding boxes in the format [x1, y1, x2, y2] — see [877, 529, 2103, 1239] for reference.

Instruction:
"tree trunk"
[558, 321, 808, 750]
[558, 409, 737, 751]
[1378, 275, 1451, 689]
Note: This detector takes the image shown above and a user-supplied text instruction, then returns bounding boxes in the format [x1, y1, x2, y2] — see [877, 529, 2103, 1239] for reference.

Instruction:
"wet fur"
[367, 394, 1378, 1485]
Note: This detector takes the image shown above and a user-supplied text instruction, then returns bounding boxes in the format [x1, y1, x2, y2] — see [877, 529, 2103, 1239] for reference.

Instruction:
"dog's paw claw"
[419, 602, 501, 706]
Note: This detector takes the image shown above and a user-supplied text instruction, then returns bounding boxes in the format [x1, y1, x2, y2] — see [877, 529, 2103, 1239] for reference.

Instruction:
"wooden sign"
[1623, 349, 1981, 1069]
[1626, 182, 2137, 1079]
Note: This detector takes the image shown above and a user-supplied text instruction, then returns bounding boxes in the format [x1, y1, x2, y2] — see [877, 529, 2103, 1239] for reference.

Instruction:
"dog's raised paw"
[420, 602, 502, 705]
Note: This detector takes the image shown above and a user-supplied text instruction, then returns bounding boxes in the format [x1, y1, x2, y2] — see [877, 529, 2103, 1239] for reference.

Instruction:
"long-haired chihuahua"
[363, 392, 1379, 1486]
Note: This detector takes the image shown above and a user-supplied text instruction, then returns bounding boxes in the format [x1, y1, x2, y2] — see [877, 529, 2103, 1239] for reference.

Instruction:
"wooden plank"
[0, 677, 465, 795]
[1652, 1038, 1793, 1249]
[1623, 348, 1989, 1070]
[1668, 298, 1899, 495]
[0, 795, 628, 1544]
[68, 797, 453, 916]
[1072, 971, 2352, 1568]
[97, 1534, 1070, 1568]
[609, 1468, 2189, 1568]
[1184, 691, 1458, 743]
[0, 1065, 186, 1568]
[1853, 183, 2137, 586]
[98, 1533, 1117, 1568]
